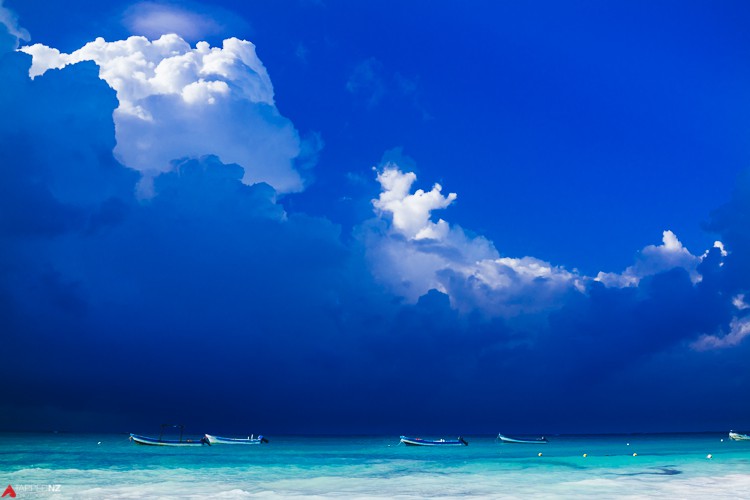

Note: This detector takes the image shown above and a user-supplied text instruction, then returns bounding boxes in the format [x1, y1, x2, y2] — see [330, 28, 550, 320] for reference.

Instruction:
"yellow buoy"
[583, 453, 587, 458]
[632, 453, 637, 457]
[538, 452, 543, 457]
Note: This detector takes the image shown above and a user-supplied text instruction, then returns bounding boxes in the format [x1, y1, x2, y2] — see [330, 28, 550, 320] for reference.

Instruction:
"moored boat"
[204, 434, 269, 445]
[497, 433, 548, 444]
[729, 431, 750, 441]
[129, 424, 208, 447]
[399, 435, 468, 446]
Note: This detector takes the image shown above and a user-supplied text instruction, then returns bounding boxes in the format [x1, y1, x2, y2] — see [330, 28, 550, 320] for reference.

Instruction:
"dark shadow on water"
[519, 460, 587, 470]
[615, 466, 682, 476]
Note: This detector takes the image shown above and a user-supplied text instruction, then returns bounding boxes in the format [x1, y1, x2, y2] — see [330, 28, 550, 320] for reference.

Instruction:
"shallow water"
[1, 433, 749, 498]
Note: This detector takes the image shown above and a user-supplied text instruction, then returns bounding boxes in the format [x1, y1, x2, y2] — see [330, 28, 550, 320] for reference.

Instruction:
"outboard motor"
[458, 436, 468, 446]
[259, 435, 269, 444]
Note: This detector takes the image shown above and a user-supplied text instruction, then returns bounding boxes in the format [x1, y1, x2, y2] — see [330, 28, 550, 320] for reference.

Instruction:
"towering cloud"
[366, 165, 585, 317]
[21, 34, 309, 195]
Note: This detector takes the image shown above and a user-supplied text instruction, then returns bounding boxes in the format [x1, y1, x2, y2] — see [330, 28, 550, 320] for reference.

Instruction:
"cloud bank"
[3, 3, 750, 433]
[21, 34, 308, 194]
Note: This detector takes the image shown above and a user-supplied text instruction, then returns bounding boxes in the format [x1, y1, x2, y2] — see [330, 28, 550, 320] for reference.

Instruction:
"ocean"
[1, 432, 749, 498]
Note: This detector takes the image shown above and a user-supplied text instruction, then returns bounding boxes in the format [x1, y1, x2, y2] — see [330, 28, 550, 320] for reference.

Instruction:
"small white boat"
[497, 433, 548, 444]
[729, 431, 750, 441]
[204, 434, 269, 445]
[129, 424, 208, 447]
[399, 436, 468, 446]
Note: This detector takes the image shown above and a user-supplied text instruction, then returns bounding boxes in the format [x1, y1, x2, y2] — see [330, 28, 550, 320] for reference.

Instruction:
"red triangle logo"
[1, 485, 15, 498]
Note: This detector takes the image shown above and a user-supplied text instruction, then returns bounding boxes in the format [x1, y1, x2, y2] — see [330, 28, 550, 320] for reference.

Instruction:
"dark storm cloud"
[2, 35, 750, 436]
[707, 171, 750, 298]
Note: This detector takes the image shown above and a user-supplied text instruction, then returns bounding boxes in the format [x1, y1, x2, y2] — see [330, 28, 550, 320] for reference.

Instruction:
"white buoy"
[721, 439, 724, 442]
[97, 442, 101, 445]
[538, 452, 543, 457]
[707, 454, 712, 459]
[632, 453, 638, 457]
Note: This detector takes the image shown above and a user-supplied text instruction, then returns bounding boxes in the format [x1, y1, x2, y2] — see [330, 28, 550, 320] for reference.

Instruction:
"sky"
[2, 0, 750, 435]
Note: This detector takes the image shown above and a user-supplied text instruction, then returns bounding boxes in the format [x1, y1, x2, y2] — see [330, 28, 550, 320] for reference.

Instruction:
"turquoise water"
[2, 433, 749, 498]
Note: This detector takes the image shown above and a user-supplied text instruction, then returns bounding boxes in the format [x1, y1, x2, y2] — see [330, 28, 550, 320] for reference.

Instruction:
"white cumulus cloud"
[20, 34, 307, 194]
[595, 230, 705, 287]
[367, 165, 584, 317]
[373, 164, 456, 240]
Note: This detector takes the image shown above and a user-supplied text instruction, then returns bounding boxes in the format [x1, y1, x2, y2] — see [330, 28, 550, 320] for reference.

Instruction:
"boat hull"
[400, 436, 468, 446]
[129, 433, 207, 447]
[204, 434, 268, 445]
[729, 431, 750, 441]
[497, 434, 548, 444]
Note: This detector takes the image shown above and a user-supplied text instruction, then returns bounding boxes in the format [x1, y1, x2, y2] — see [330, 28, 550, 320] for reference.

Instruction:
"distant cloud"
[733, 294, 749, 310]
[0, 0, 29, 50]
[691, 316, 750, 351]
[346, 57, 385, 108]
[394, 72, 432, 121]
[295, 43, 309, 63]
[595, 230, 706, 287]
[20, 34, 309, 194]
[346, 60, 430, 118]
[122, 1, 236, 41]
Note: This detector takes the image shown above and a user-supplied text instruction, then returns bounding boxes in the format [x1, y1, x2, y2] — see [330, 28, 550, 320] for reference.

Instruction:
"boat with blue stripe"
[496, 433, 548, 444]
[204, 434, 269, 445]
[399, 435, 468, 446]
[129, 424, 209, 447]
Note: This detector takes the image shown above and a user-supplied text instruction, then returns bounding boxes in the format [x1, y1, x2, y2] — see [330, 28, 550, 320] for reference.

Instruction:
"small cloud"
[691, 316, 750, 351]
[394, 72, 432, 121]
[0, 0, 30, 49]
[345, 171, 369, 186]
[596, 230, 705, 287]
[295, 43, 309, 63]
[733, 294, 749, 311]
[714, 240, 728, 257]
[373, 165, 456, 241]
[346, 57, 385, 108]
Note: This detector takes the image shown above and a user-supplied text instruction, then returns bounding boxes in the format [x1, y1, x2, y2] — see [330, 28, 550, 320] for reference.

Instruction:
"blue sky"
[2, 0, 750, 434]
